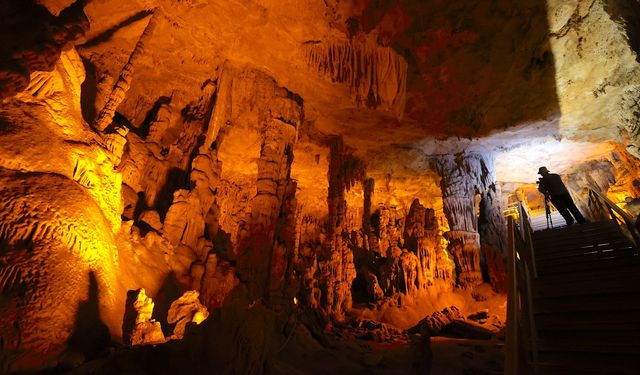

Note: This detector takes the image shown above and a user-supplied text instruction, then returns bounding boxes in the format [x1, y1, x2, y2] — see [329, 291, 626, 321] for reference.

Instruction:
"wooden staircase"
[531, 221, 640, 374]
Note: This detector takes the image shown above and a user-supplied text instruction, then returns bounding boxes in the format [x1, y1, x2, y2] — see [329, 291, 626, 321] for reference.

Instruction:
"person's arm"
[537, 179, 546, 194]
[538, 179, 550, 198]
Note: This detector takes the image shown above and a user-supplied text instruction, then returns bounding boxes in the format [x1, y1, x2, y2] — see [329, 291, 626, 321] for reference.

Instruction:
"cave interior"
[2, 0, 640, 374]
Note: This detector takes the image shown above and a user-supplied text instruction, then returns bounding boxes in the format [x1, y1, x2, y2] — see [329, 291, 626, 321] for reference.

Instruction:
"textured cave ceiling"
[8, 0, 640, 182]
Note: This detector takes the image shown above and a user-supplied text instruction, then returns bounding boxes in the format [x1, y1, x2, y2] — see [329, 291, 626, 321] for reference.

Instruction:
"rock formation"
[303, 38, 408, 116]
[2, 0, 640, 373]
[167, 290, 208, 339]
[94, 10, 159, 132]
[122, 288, 165, 346]
[435, 152, 504, 289]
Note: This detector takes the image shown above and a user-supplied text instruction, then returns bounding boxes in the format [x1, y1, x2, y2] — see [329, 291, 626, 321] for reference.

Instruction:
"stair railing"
[586, 186, 640, 248]
[505, 202, 539, 375]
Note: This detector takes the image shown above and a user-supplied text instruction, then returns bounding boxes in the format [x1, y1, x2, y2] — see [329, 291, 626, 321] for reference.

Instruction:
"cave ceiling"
[24, 0, 640, 180]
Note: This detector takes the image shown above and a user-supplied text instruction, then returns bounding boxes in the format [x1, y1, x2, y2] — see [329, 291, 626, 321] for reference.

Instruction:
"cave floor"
[430, 337, 504, 375]
[276, 324, 504, 374]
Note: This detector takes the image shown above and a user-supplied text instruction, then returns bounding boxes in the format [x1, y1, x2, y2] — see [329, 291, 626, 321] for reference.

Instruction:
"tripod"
[544, 195, 554, 229]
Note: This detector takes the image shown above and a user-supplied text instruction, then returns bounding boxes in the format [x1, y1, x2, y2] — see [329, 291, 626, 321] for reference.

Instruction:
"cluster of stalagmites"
[350, 199, 455, 304]
[122, 289, 208, 346]
[0, 18, 508, 370]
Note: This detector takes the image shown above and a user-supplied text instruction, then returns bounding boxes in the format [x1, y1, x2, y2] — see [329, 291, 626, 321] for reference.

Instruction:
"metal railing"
[586, 186, 640, 248]
[505, 202, 539, 375]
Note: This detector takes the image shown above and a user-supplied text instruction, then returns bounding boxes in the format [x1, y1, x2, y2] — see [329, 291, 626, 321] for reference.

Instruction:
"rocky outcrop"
[312, 137, 361, 320]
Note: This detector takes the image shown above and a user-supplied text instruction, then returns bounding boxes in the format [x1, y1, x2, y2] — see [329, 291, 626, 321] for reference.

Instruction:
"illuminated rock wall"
[0, 48, 123, 369]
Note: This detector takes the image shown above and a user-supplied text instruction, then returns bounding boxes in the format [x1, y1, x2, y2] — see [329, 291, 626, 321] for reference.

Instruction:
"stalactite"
[303, 40, 408, 117]
[93, 10, 160, 132]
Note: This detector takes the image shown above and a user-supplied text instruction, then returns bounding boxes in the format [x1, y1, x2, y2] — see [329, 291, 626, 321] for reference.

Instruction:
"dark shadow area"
[80, 10, 154, 48]
[151, 272, 184, 337]
[137, 95, 172, 138]
[133, 191, 149, 220]
[121, 289, 139, 346]
[352, 0, 560, 138]
[605, 0, 640, 62]
[155, 167, 188, 220]
[67, 271, 111, 360]
[80, 57, 98, 125]
[0, 0, 88, 99]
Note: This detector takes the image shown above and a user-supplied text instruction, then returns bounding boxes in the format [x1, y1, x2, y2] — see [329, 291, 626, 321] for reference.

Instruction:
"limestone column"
[242, 118, 297, 301]
[435, 153, 483, 288]
[479, 183, 508, 292]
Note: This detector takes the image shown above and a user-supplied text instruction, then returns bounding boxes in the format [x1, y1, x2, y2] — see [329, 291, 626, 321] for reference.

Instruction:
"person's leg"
[561, 194, 587, 223]
[551, 196, 574, 225]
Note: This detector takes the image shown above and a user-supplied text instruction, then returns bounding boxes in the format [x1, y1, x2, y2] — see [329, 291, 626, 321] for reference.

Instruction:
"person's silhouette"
[537, 166, 586, 226]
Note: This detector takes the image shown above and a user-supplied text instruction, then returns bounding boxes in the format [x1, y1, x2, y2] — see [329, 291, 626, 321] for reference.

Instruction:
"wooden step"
[536, 245, 637, 262]
[535, 242, 634, 256]
[534, 240, 629, 254]
[535, 278, 640, 297]
[533, 223, 619, 238]
[534, 292, 640, 313]
[535, 264, 640, 284]
[536, 351, 640, 374]
[535, 310, 640, 330]
[536, 362, 639, 375]
[536, 248, 638, 268]
[537, 343, 640, 355]
[537, 329, 640, 347]
[536, 256, 640, 275]
[533, 232, 626, 248]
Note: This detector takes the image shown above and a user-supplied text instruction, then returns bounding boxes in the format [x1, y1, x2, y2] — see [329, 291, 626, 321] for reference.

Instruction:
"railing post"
[587, 186, 640, 249]
[517, 203, 538, 279]
[505, 217, 519, 375]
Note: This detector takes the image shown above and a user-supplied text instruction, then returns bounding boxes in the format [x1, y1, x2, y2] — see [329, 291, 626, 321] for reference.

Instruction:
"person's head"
[538, 166, 549, 176]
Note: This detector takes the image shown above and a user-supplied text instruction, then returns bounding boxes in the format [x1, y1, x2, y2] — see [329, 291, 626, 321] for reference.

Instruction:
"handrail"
[586, 186, 640, 248]
[505, 202, 539, 375]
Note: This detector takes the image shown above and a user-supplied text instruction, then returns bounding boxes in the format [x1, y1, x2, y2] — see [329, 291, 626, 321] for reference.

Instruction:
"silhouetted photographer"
[537, 166, 586, 226]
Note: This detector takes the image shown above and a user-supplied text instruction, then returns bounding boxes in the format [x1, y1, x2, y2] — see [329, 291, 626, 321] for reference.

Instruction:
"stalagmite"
[93, 10, 159, 132]
[122, 288, 165, 346]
